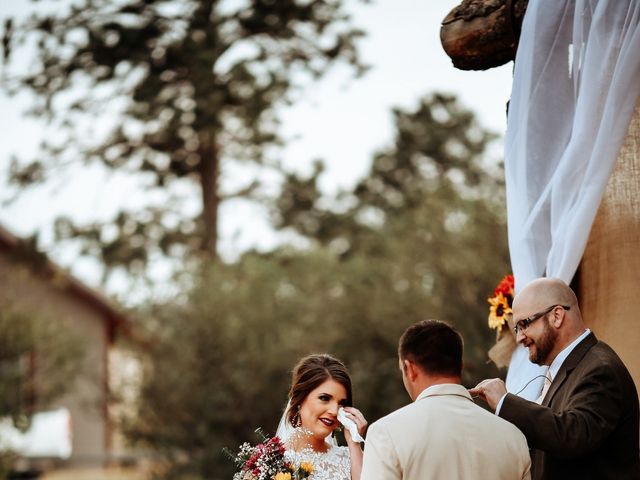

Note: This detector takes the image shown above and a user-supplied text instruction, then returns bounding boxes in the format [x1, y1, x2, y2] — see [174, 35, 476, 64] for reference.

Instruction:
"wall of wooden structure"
[580, 105, 640, 389]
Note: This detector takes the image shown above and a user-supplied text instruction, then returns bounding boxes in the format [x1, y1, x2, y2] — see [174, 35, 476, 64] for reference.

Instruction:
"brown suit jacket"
[500, 333, 640, 480]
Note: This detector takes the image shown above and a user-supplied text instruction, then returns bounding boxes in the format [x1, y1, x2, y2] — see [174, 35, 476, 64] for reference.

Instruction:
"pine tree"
[1, 0, 366, 281]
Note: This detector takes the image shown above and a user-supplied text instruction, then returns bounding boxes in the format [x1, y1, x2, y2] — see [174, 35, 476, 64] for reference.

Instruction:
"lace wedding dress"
[284, 445, 351, 480]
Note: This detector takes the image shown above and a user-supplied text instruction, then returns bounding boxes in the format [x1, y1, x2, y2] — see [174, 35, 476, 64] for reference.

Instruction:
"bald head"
[514, 278, 579, 313]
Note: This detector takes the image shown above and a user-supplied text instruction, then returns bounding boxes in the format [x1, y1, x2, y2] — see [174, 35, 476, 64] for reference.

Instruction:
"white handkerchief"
[337, 407, 364, 443]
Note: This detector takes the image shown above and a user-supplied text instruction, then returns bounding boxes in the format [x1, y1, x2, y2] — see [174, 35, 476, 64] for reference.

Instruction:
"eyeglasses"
[513, 304, 570, 334]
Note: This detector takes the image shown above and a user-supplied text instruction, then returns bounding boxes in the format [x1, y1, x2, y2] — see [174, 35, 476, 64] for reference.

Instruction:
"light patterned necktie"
[535, 374, 553, 404]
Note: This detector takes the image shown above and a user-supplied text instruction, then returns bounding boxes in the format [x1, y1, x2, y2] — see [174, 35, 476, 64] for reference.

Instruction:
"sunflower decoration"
[299, 463, 314, 475]
[488, 274, 514, 330]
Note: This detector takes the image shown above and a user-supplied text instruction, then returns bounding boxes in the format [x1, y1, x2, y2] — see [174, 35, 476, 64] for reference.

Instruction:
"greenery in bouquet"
[227, 430, 313, 480]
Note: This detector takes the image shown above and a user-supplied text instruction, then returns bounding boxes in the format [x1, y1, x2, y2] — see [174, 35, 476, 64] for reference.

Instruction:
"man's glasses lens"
[513, 305, 570, 334]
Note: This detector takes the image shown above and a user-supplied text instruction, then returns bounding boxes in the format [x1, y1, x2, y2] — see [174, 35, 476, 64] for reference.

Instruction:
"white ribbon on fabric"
[504, 0, 640, 399]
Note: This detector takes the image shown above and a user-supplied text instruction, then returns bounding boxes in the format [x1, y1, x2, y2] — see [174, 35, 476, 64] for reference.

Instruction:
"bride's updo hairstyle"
[287, 353, 353, 426]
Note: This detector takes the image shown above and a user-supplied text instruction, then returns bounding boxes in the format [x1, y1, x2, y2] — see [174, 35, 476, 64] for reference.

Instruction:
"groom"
[361, 319, 531, 480]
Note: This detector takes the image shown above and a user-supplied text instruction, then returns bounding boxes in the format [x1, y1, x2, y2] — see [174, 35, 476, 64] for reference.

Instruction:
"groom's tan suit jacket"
[361, 384, 531, 480]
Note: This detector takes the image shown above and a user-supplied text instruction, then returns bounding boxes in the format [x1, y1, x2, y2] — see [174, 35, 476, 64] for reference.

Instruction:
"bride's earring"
[293, 406, 302, 428]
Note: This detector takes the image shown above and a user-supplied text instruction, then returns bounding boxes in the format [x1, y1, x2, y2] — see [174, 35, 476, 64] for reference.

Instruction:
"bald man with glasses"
[470, 278, 640, 480]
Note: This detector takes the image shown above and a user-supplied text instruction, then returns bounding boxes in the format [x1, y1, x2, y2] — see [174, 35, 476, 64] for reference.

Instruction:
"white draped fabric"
[504, 0, 640, 398]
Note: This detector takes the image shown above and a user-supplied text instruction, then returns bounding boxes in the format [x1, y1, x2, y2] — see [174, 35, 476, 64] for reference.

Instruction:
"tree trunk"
[440, 0, 528, 71]
[200, 133, 220, 260]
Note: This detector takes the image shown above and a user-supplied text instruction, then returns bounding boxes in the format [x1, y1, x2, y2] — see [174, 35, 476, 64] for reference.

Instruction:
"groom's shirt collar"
[416, 383, 473, 402]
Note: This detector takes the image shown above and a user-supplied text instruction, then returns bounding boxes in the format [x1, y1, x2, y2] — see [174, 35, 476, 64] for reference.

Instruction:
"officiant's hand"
[342, 406, 367, 444]
[469, 378, 507, 412]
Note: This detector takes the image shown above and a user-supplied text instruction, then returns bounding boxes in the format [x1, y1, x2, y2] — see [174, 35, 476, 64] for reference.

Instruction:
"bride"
[276, 354, 368, 480]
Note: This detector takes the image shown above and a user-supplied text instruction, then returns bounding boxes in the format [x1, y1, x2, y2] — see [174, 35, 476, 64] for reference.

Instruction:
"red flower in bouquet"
[493, 274, 514, 298]
[227, 429, 313, 480]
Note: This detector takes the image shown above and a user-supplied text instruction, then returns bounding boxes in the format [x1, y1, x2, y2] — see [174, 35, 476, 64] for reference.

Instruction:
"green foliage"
[0, 301, 84, 422]
[274, 93, 503, 246]
[1, 0, 367, 276]
[272, 93, 510, 387]
[122, 257, 326, 479]
[0, 300, 84, 478]
[123, 94, 510, 479]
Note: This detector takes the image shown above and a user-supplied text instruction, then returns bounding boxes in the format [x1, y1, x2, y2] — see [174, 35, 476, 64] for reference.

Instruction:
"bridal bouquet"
[228, 429, 314, 480]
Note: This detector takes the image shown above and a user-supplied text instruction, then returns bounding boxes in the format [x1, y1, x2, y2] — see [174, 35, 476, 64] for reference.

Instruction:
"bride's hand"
[341, 406, 367, 443]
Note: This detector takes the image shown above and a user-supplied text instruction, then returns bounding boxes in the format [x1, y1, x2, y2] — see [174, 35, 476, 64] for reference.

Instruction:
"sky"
[0, 0, 514, 297]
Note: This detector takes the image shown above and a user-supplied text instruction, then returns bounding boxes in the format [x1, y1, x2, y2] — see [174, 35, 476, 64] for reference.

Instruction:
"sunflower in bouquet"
[228, 429, 313, 480]
[487, 274, 516, 368]
[488, 274, 514, 330]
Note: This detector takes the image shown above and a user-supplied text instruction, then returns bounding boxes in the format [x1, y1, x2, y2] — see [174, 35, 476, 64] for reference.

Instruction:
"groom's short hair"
[399, 319, 463, 377]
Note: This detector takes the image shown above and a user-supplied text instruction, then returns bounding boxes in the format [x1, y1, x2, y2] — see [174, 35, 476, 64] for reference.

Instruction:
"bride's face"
[299, 378, 348, 440]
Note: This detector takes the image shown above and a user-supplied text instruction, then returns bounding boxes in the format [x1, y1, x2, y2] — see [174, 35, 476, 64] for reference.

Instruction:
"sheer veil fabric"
[275, 401, 338, 447]
[275, 401, 295, 443]
[504, 0, 640, 398]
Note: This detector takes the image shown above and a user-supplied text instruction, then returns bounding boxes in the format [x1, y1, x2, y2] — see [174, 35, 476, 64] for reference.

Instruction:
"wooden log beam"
[440, 0, 528, 71]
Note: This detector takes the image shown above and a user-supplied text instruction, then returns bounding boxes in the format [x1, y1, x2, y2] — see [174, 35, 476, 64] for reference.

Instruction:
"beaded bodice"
[284, 445, 351, 480]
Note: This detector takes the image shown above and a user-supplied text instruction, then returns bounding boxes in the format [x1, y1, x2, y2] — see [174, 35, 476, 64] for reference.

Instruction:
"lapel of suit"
[542, 332, 597, 407]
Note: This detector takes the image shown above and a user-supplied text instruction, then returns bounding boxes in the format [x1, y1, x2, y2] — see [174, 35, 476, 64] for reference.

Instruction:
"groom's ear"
[404, 359, 418, 382]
